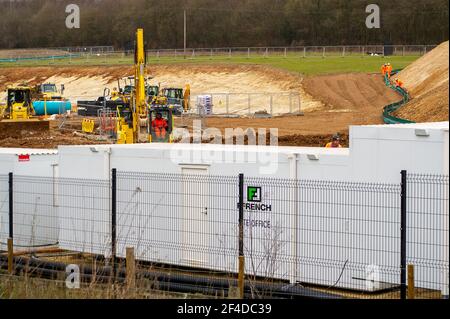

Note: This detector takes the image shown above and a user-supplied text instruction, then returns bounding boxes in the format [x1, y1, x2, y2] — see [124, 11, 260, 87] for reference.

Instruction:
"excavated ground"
[1, 59, 441, 148]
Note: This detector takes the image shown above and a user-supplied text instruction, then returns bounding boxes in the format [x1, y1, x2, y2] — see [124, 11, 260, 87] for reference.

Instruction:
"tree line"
[0, 0, 448, 50]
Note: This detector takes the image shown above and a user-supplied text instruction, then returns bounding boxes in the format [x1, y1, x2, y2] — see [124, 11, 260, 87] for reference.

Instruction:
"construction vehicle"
[150, 84, 190, 115]
[78, 28, 175, 144]
[117, 76, 159, 104]
[115, 28, 178, 144]
[5, 85, 33, 120]
[34, 83, 65, 100]
[32, 82, 71, 116]
[147, 84, 159, 101]
[0, 85, 50, 131]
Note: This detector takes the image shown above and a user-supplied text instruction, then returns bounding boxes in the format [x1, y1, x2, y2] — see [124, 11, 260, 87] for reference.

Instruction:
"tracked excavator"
[116, 28, 175, 144]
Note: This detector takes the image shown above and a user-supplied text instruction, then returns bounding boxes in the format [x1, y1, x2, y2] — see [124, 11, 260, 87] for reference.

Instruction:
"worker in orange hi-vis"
[325, 134, 343, 148]
[386, 63, 393, 78]
[381, 63, 387, 76]
[394, 78, 404, 88]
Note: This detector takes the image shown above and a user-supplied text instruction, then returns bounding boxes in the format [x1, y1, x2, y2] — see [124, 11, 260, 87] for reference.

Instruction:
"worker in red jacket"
[152, 112, 168, 140]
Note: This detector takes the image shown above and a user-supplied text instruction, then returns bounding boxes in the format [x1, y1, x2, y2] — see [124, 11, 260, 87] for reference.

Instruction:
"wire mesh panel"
[116, 171, 239, 274]
[12, 176, 59, 249]
[0, 174, 9, 251]
[243, 177, 402, 292]
[57, 177, 111, 256]
[8, 176, 110, 254]
[1, 170, 447, 298]
[407, 173, 449, 296]
[188, 92, 301, 116]
[242, 177, 297, 282]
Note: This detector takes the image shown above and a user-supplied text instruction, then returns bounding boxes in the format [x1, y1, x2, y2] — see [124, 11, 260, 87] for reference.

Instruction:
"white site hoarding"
[0, 122, 448, 293]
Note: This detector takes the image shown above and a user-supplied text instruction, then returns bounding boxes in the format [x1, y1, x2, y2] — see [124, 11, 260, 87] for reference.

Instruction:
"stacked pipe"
[0, 255, 341, 299]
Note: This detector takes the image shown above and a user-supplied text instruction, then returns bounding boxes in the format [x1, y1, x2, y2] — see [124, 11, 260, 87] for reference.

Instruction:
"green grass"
[0, 54, 420, 75]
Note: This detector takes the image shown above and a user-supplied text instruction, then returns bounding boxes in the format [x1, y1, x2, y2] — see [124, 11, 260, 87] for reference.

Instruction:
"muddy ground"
[0, 62, 427, 149]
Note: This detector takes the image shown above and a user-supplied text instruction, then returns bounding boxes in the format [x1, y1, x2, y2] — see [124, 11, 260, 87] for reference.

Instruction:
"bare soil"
[1, 58, 445, 149]
[394, 41, 449, 122]
[0, 65, 322, 113]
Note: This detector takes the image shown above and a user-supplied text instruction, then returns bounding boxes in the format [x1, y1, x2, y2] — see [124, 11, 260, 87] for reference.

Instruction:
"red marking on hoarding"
[18, 154, 30, 162]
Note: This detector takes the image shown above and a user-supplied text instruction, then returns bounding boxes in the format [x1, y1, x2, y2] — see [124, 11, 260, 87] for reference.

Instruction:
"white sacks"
[196, 95, 213, 115]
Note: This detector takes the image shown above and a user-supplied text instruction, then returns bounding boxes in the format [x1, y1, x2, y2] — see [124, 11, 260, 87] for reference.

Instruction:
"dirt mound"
[397, 41, 449, 97]
[278, 133, 348, 147]
[0, 127, 105, 149]
[393, 41, 449, 122]
[302, 73, 401, 125]
[394, 82, 449, 122]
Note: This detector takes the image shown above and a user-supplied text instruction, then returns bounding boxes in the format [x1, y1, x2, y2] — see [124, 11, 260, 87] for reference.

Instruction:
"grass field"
[0, 54, 420, 75]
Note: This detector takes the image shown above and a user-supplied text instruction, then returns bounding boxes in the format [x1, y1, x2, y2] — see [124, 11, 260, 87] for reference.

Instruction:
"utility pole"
[184, 10, 187, 59]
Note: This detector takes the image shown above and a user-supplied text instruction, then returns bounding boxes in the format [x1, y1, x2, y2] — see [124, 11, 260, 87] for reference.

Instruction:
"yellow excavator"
[0, 85, 50, 132]
[116, 29, 145, 144]
[116, 28, 176, 144]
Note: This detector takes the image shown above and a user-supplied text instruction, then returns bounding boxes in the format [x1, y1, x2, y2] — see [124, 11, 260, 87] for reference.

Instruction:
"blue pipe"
[32, 100, 72, 115]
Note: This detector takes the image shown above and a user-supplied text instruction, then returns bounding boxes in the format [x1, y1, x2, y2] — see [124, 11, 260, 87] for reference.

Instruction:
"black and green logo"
[247, 186, 261, 202]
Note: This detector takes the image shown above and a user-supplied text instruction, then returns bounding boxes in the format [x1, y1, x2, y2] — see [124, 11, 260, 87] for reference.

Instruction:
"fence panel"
[9, 176, 58, 249]
[189, 92, 301, 116]
[6, 176, 111, 255]
[0, 171, 447, 298]
[0, 174, 9, 251]
[57, 177, 111, 256]
[116, 171, 239, 274]
[243, 177, 402, 294]
[407, 173, 449, 297]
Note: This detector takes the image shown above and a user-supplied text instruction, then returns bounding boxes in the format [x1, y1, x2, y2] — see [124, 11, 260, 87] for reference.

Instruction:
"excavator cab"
[162, 86, 190, 115]
[147, 85, 159, 101]
[38, 83, 63, 100]
[148, 106, 173, 143]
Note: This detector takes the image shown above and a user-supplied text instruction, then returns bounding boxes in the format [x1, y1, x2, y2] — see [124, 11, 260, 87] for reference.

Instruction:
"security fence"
[189, 92, 302, 116]
[144, 45, 436, 59]
[0, 170, 448, 299]
[0, 45, 436, 65]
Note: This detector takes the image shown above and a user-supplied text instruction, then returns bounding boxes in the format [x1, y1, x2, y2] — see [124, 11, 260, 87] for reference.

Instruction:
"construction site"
[0, 1, 449, 304]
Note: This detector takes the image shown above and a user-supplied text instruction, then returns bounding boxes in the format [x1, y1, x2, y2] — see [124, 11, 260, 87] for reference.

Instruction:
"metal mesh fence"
[406, 173, 449, 297]
[0, 174, 9, 252]
[0, 171, 448, 299]
[0, 45, 436, 65]
[243, 177, 402, 296]
[116, 172, 239, 275]
[189, 92, 301, 116]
